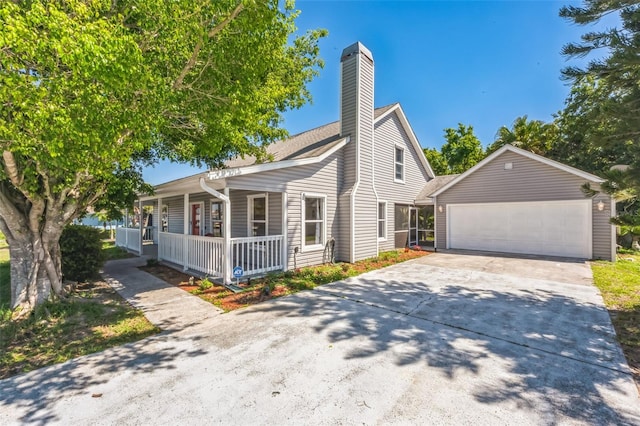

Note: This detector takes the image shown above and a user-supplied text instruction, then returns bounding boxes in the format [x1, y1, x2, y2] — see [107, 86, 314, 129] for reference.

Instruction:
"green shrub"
[60, 225, 104, 282]
[199, 277, 214, 291]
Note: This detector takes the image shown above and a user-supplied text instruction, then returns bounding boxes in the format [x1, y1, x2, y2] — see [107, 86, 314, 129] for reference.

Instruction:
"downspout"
[199, 178, 231, 284]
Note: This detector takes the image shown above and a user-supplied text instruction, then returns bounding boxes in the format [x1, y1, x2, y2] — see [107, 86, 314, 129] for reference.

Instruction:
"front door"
[190, 203, 202, 235]
[409, 207, 418, 247]
[417, 206, 435, 248]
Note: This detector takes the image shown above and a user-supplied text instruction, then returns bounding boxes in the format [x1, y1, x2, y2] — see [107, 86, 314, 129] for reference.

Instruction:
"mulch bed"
[140, 249, 430, 312]
[139, 264, 287, 311]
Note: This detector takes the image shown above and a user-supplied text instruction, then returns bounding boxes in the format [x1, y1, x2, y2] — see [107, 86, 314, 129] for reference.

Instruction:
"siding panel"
[374, 113, 432, 253]
[229, 151, 343, 269]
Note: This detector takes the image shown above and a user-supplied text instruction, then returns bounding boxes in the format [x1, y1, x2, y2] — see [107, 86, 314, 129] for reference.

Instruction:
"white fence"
[187, 235, 225, 278]
[142, 226, 155, 243]
[158, 232, 185, 265]
[115, 227, 141, 253]
[156, 233, 284, 280]
[230, 235, 284, 276]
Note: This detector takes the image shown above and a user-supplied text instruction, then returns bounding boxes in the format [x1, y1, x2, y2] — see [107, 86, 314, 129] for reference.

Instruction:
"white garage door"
[447, 200, 592, 258]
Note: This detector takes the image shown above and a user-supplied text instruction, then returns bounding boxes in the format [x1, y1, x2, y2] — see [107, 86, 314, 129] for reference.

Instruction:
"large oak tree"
[0, 0, 325, 314]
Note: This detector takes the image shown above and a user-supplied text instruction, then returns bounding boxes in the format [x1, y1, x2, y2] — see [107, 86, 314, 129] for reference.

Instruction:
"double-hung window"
[394, 145, 404, 182]
[210, 201, 223, 237]
[302, 193, 326, 250]
[378, 201, 387, 240]
[248, 194, 267, 237]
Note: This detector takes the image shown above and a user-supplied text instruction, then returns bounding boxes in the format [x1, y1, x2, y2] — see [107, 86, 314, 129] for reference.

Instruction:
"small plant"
[199, 277, 214, 291]
[146, 258, 159, 266]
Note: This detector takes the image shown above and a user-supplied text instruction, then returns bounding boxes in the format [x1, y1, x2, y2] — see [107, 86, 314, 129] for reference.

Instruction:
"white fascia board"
[430, 144, 605, 198]
[374, 104, 435, 179]
[207, 136, 350, 181]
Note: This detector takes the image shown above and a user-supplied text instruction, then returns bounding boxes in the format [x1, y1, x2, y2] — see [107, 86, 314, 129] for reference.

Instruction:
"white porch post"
[138, 199, 143, 255]
[223, 187, 232, 285]
[183, 193, 189, 271]
[282, 192, 288, 271]
[157, 198, 163, 260]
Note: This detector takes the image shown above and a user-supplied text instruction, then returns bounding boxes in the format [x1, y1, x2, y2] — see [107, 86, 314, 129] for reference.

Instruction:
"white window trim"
[378, 201, 387, 241]
[301, 192, 327, 252]
[210, 199, 224, 238]
[161, 205, 169, 233]
[247, 193, 268, 237]
[189, 201, 204, 236]
[394, 144, 405, 183]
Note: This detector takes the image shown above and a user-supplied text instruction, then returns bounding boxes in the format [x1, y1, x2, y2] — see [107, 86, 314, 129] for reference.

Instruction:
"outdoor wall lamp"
[597, 200, 605, 211]
[438, 205, 443, 213]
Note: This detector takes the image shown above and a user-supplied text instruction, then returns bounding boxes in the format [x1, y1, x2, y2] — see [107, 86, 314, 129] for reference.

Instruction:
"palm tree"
[487, 116, 559, 155]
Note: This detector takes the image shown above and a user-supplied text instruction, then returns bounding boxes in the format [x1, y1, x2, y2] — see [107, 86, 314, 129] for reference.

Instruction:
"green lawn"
[0, 241, 158, 379]
[102, 240, 134, 261]
[0, 248, 9, 318]
[591, 253, 640, 386]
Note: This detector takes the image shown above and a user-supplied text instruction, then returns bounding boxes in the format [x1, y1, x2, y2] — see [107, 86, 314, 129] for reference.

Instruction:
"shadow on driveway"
[237, 269, 639, 424]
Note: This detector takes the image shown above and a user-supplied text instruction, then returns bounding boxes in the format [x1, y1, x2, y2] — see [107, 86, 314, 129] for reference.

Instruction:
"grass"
[102, 240, 134, 261]
[0, 240, 158, 379]
[188, 248, 429, 312]
[1, 248, 9, 319]
[591, 252, 640, 386]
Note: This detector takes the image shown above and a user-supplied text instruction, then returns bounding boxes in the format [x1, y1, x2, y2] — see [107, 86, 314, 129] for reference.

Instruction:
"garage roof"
[429, 144, 605, 198]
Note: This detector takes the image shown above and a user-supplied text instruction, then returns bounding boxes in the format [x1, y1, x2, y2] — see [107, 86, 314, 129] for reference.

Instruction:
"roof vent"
[504, 162, 513, 170]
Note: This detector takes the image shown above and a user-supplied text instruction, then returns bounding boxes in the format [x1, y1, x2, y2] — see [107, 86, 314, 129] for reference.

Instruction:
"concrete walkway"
[103, 256, 223, 331]
[1, 254, 638, 425]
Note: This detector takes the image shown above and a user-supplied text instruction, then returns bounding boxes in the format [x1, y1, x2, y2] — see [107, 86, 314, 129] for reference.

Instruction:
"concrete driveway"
[1, 252, 638, 425]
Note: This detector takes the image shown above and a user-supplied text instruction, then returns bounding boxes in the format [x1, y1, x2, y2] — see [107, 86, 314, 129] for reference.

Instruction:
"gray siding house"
[117, 42, 617, 282]
[420, 145, 616, 261]
[118, 42, 436, 283]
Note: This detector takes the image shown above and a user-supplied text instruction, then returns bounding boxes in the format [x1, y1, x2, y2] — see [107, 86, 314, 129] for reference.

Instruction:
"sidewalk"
[103, 256, 223, 331]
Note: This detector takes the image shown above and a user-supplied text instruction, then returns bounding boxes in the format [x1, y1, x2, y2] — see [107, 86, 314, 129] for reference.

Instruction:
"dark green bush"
[60, 225, 104, 282]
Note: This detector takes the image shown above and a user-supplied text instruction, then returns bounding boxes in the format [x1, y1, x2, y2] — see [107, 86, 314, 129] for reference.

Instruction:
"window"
[161, 205, 168, 232]
[394, 146, 404, 182]
[302, 193, 326, 250]
[378, 202, 387, 240]
[248, 194, 267, 237]
[210, 201, 223, 237]
[395, 204, 409, 231]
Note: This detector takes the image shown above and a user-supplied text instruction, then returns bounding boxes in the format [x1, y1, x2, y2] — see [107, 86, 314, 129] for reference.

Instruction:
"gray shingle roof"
[223, 103, 398, 169]
[416, 174, 460, 202]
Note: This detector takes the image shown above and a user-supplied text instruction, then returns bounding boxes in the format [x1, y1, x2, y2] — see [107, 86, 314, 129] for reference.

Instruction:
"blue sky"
[144, 0, 600, 184]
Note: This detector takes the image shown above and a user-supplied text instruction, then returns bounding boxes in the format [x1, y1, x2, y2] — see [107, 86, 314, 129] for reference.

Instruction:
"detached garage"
[425, 145, 615, 261]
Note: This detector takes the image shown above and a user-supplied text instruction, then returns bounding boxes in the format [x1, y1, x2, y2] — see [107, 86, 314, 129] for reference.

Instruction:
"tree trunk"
[6, 223, 64, 315]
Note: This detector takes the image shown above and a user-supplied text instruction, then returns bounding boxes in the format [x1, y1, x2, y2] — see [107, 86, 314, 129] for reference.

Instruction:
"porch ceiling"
[139, 174, 226, 201]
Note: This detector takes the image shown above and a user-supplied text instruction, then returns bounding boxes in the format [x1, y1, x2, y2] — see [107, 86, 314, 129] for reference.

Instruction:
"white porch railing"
[156, 232, 285, 280]
[158, 232, 185, 265]
[187, 235, 225, 278]
[231, 235, 284, 276]
[143, 226, 155, 243]
[115, 227, 141, 253]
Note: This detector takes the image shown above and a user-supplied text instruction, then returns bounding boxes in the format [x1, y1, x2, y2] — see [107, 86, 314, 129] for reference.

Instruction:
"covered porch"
[116, 175, 287, 284]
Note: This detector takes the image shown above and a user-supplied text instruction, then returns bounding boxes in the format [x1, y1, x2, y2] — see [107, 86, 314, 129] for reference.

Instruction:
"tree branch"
[0, 183, 28, 238]
[172, 2, 244, 90]
[208, 2, 245, 39]
[2, 150, 23, 188]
